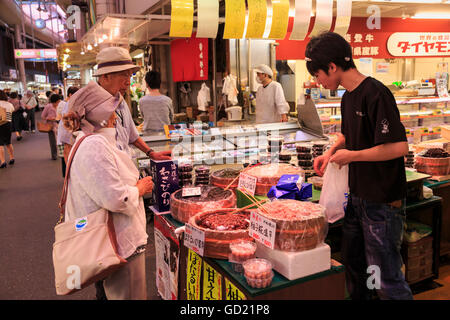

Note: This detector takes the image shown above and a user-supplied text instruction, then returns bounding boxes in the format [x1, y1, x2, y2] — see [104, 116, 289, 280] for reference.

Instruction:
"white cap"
[253, 64, 273, 77]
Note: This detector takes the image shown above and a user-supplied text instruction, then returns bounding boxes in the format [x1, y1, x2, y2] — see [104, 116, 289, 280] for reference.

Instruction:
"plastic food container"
[296, 143, 312, 153]
[178, 163, 193, 172]
[230, 240, 257, 262]
[243, 258, 274, 288]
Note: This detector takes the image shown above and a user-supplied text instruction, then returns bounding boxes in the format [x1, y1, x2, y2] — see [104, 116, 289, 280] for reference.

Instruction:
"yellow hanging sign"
[202, 261, 222, 300]
[223, 0, 246, 39]
[225, 278, 246, 300]
[268, 0, 290, 40]
[186, 249, 202, 300]
[169, 0, 194, 38]
[245, 0, 267, 39]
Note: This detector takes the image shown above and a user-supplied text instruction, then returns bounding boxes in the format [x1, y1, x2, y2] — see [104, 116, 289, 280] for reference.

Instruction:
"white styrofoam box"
[255, 242, 331, 281]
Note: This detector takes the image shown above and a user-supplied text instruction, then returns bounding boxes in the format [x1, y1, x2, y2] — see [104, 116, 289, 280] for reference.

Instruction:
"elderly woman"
[41, 94, 61, 160]
[62, 83, 153, 300]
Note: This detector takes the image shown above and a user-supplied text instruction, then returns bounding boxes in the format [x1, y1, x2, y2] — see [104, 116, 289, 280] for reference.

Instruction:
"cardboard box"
[150, 159, 180, 212]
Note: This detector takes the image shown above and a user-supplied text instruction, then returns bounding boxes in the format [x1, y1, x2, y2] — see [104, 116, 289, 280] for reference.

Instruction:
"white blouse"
[64, 128, 147, 259]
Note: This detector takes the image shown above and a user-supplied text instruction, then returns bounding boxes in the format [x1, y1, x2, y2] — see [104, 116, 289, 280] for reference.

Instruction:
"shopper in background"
[93, 46, 171, 160]
[0, 90, 15, 168]
[253, 64, 290, 124]
[56, 86, 79, 177]
[307, 32, 412, 300]
[8, 92, 25, 141]
[22, 90, 38, 133]
[62, 84, 153, 299]
[41, 94, 61, 160]
[139, 71, 174, 132]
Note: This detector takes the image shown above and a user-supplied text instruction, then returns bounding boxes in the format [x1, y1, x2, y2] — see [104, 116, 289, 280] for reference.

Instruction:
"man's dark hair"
[50, 94, 61, 104]
[305, 32, 356, 76]
[10, 92, 18, 99]
[145, 71, 161, 89]
[67, 87, 79, 96]
[0, 90, 7, 101]
[46, 91, 52, 98]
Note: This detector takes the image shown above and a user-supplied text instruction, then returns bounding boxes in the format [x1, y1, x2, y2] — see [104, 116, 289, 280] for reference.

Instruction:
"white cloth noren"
[65, 128, 147, 259]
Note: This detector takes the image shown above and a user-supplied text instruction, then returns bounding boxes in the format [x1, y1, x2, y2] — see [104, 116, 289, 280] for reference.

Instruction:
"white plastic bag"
[319, 162, 349, 223]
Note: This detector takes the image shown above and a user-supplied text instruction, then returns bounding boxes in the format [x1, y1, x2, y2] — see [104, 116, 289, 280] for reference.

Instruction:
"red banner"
[276, 17, 450, 60]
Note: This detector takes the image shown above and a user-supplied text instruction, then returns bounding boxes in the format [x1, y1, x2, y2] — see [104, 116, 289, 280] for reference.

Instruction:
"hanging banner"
[290, 0, 312, 41]
[268, 0, 290, 40]
[186, 249, 202, 300]
[309, 0, 333, 37]
[334, 0, 352, 36]
[225, 278, 246, 300]
[196, 0, 219, 38]
[202, 261, 223, 300]
[223, 0, 246, 39]
[169, 0, 194, 38]
[245, 0, 267, 39]
[387, 32, 450, 57]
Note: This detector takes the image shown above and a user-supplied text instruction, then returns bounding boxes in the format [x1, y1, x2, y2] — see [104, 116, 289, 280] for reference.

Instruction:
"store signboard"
[184, 223, 205, 256]
[186, 249, 202, 300]
[249, 211, 276, 249]
[225, 278, 246, 300]
[387, 33, 450, 57]
[150, 160, 179, 212]
[34, 74, 46, 83]
[202, 261, 222, 300]
[14, 49, 57, 59]
[9, 69, 17, 80]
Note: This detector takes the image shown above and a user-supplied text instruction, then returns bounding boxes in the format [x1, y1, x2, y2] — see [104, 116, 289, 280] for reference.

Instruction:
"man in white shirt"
[253, 64, 290, 124]
[21, 90, 38, 133]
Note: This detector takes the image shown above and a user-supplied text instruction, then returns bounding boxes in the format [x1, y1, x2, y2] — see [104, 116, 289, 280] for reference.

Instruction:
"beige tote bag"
[52, 134, 127, 295]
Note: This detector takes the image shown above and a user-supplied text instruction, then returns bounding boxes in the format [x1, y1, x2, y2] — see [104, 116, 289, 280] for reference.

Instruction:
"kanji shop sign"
[387, 33, 450, 57]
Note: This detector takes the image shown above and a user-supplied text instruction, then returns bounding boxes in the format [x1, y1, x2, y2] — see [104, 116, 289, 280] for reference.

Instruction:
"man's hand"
[281, 114, 288, 122]
[149, 150, 172, 161]
[329, 149, 357, 168]
[314, 154, 331, 177]
[136, 176, 154, 196]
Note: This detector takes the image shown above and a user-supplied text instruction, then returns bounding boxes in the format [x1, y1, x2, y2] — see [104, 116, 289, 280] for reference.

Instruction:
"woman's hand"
[136, 176, 154, 196]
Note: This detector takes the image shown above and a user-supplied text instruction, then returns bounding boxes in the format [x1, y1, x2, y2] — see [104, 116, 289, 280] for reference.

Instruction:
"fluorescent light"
[412, 12, 450, 19]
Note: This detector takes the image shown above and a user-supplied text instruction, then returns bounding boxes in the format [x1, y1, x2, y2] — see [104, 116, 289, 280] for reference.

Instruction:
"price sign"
[238, 173, 257, 196]
[182, 187, 202, 198]
[184, 223, 205, 256]
[249, 211, 276, 249]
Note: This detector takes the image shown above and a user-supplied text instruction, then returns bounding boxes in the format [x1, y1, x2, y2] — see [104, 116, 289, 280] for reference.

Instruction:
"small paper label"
[182, 187, 202, 198]
[184, 223, 205, 257]
[238, 173, 257, 196]
[249, 211, 276, 250]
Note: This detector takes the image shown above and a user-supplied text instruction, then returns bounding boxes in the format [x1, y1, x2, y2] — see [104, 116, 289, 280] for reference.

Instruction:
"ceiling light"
[98, 38, 104, 43]
[80, 51, 85, 55]
[102, 34, 108, 40]
[87, 44, 93, 51]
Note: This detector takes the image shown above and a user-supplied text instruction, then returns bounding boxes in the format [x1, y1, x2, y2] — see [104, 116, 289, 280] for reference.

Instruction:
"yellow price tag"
[170, 0, 194, 38]
[268, 0, 290, 39]
[245, 0, 267, 38]
[223, 0, 246, 39]
[186, 249, 202, 300]
[202, 261, 222, 300]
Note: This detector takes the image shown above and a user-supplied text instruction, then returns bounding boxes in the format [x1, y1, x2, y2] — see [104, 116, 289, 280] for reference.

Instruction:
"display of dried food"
[420, 148, 449, 158]
[415, 149, 450, 176]
[171, 186, 236, 223]
[189, 208, 252, 259]
[257, 199, 327, 252]
[211, 168, 241, 189]
[244, 163, 305, 195]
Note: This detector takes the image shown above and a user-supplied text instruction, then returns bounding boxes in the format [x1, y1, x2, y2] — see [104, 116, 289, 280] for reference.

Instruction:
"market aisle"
[0, 112, 159, 300]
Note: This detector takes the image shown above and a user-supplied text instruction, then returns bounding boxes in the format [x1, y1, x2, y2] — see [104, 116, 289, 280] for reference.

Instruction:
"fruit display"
[257, 200, 327, 252]
[171, 186, 236, 223]
[188, 208, 252, 259]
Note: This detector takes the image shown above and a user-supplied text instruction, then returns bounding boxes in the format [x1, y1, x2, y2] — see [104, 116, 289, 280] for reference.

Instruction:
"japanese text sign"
[186, 249, 202, 300]
[249, 211, 276, 249]
[202, 261, 222, 300]
[184, 223, 205, 257]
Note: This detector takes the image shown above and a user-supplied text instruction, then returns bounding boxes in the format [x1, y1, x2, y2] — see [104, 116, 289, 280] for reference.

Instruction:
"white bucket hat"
[93, 47, 140, 77]
[254, 64, 273, 77]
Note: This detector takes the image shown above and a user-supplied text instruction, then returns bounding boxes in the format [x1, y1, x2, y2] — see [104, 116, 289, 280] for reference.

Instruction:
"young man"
[306, 32, 412, 300]
[253, 64, 290, 124]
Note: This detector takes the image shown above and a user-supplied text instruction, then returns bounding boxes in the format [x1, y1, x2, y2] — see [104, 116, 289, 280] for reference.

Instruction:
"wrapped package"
[267, 174, 312, 201]
[188, 208, 253, 259]
[257, 199, 327, 252]
[244, 163, 305, 195]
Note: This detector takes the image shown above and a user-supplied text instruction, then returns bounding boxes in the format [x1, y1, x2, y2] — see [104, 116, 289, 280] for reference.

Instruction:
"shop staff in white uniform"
[254, 64, 290, 124]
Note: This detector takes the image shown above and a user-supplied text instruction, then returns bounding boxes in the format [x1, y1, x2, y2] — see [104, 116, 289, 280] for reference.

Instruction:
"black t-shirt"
[341, 77, 407, 203]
